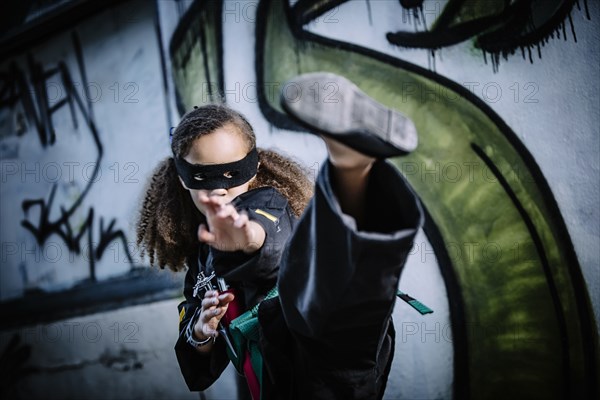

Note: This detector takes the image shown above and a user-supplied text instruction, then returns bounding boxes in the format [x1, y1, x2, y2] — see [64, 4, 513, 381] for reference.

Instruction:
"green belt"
[397, 290, 434, 315]
[226, 286, 279, 399]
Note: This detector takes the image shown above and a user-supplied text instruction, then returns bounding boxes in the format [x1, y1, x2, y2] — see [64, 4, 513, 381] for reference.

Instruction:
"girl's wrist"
[186, 311, 214, 351]
[193, 323, 210, 342]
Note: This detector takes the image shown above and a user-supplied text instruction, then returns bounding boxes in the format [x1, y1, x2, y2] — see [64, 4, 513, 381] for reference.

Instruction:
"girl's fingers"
[213, 306, 227, 317]
[233, 212, 249, 228]
[217, 292, 235, 305]
[216, 204, 239, 220]
[198, 224, 216, 243]
[205, 203, 221, 216]
[200, 303, 224, 319]
[201, 296, 219, 309]
[200, 304, 228, 324]
[199, 194, 218, 209]
[199, 195, 224, 216]
[200, 307, 216, 323]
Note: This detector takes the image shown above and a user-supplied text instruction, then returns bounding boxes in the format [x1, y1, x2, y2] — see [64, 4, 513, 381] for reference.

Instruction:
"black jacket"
[175, 186, 296, 391]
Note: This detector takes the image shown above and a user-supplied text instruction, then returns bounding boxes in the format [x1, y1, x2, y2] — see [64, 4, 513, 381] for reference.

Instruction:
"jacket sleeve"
[210, 187, 296, 308]
[174, 258, 230, 391]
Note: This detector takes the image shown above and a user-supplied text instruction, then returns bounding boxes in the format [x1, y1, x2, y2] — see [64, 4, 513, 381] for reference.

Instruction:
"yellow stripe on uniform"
[254, 208, 278, 222]
[179, 307, 186, 322]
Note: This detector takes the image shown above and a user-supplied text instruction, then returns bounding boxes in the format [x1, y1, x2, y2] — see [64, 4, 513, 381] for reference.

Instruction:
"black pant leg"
[278, 159, 423, 362]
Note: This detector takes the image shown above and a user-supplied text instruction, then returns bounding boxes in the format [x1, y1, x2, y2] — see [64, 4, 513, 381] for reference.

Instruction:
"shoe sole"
[280, 72, 418, 154]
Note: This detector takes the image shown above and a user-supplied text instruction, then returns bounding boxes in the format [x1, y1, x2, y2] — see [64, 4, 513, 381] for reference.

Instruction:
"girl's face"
[179, 124, 255, 215]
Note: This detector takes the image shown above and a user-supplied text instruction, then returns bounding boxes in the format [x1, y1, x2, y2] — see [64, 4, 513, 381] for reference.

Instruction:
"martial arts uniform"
[176, 159, 423, 399]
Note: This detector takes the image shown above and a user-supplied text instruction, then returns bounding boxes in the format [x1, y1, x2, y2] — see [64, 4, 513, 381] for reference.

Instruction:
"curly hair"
[136, 104, 313, 271]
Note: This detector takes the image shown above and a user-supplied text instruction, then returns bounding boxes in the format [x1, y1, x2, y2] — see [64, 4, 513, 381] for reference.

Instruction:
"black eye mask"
[175, 147, 259, 190]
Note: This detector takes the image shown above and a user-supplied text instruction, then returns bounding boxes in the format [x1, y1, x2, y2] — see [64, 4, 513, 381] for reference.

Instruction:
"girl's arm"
[202, 187, 296, 307]
[174, 260, 231, 391]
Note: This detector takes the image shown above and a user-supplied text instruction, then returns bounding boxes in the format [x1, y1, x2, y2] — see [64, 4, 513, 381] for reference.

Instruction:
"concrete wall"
[1, 1, 597, 399]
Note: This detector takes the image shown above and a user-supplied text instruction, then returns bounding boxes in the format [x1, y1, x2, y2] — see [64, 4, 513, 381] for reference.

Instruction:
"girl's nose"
[209, 188, 227, 197]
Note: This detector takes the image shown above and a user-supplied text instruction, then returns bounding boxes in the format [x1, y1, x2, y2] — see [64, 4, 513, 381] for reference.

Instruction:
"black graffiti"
[1, 60, 70, 147]
[280, 0, 591, 72]
[0, 32, 135, 281]
[21, 184, 134, 281]
[385, 0, 591, 71]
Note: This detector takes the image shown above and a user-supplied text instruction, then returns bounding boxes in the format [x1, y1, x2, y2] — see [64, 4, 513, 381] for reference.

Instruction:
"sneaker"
[280, 72, 418, 158]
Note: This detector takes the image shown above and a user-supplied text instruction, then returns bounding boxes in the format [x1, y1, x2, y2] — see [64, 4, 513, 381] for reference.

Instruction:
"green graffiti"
[169, 0, 598, 398]
[170, 0, 223, 111]
[258, 1, 596, 398]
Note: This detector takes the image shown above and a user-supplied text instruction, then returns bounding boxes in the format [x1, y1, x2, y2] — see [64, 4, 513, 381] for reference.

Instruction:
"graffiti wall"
[1, 0, 598, 399]
[0, 1, 192, 398]
[0, 0, 181, 325]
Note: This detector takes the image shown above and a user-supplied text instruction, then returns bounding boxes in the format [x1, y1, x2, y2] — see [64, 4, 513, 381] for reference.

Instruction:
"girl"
[136, 103, 311, 397]
[137, 72, 422, 400]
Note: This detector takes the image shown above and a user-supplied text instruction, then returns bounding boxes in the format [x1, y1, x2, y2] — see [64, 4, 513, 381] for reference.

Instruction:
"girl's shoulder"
[232, 186, 288, 211]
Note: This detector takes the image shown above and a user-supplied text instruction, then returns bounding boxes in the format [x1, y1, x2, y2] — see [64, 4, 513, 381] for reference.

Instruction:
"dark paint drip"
[575, 0, 590, 19]
[412, 10, 418, 31]
[388, 0, 590, 72]
[427, 48, 436, 72]
[400, 0, 426, 30]
[568, 12, 578, 42]
[487, 4, 588, 72]
[487, 7, 584, 71]
[493, 53, 500, 73]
